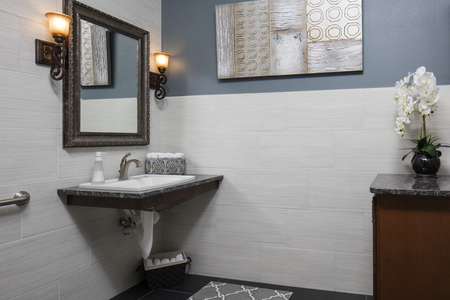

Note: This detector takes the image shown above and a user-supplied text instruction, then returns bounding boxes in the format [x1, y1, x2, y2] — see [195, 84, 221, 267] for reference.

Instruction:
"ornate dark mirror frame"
[63, 0, 149, 148]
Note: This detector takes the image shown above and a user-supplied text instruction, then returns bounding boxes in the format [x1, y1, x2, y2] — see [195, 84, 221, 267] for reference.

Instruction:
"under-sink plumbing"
[118, 217, 135, 235]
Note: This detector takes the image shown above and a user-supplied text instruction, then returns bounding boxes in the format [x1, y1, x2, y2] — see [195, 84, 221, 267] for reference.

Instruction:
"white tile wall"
[161, 85, 450, 295]
[0, 0, 162, 299]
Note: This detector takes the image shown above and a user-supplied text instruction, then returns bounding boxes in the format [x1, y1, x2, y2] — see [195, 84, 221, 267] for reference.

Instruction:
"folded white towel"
[146, 259, 153, 266]
[154, 259, 161, 265]
[170, 257, 176, 262]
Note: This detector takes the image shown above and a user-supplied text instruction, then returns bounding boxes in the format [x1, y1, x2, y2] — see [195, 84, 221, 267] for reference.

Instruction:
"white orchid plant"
[394, 66, 447, 160]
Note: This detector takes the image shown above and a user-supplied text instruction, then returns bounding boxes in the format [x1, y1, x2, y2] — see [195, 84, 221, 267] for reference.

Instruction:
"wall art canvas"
[215, 0, 362, 79]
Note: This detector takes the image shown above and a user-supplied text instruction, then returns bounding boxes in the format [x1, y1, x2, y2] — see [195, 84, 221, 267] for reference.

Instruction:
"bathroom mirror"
[63, 0, 149, 147]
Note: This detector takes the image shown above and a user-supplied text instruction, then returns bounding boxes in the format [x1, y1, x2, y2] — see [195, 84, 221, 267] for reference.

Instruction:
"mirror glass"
[80, 20, 138, 133]
[63, 0, 149, 147]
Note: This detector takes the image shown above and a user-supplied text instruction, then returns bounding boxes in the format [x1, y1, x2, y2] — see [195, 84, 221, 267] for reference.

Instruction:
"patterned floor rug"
[187, 281, 293, 300]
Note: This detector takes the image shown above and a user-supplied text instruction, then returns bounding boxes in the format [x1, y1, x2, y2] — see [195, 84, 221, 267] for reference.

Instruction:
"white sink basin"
[78, 174, 196, 191]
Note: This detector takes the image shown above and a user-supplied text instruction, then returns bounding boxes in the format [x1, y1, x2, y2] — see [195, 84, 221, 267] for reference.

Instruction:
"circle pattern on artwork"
[235, 3, 244, 13]
[326, 6, 342, 22]
[260, 61, 270, 71]
[344, 22, 361, 38]
[258, 12, 269, 22]
[236, 50, 245, 61]
[258, 48, 269, 59]
[248, 49, 257, 59]
[258, 0, 269, 10]
[248, 36, 258, 48]
[307, 26, 323, 41]
[325, 24, 342, 39]
[236, 26, 246, 37]
[248, 24, 257, 35]
[247, 2, 257, 12]
[247, 60, 258, 71]
[237, 61, 246, 72]
[236, 38, 245, 48]
[260, 24, 269, 35]
[260, 36, 270, 47]
[308, 9, 324, 24]
[247, 13, 257, 23]
[327, 0, 342, 4]
[309, 0, 324, 7]
[236, 14, 245, 25]
[345, 4, 361, 20]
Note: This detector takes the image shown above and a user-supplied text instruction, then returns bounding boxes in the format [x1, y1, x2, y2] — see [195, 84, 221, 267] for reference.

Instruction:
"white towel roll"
[161, 258, 170, 264]
[175, 254, 184, 261]
[154, 259, 161, 265]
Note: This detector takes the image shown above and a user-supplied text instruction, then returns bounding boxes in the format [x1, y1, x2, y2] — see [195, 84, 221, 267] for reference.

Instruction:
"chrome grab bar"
[0, 191, 30, 207]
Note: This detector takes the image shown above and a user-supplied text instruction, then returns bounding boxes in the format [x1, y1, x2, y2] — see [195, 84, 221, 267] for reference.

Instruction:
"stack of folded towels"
[145, 253, 184, 267]
[146, 153, 185, 175]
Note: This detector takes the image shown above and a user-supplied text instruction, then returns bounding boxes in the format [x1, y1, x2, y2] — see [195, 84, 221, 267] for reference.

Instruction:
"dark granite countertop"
[370, 173, 450, 197]
[57, 174, 223, 199]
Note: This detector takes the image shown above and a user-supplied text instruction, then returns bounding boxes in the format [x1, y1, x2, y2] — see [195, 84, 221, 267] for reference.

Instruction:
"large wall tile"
[60, 252, 139, 300]
[0, 128, 58, 186]
[188, 131, 260, 169]
[216, 93, 286, 131]
[259, 131, 334, 169]
[286, 89, 364, 130]
[333, 130, 412, 174]
[161, 95, 217, 133]
[308, 171, 374, 212]
[217, 206, 287, 246]
[191, 241, 261, 282]
[335, 252, 373, 295]
[10, 281, 59, 300]
[261, 246, 335, 291]
[236, 169, 309, 209]
[163, 202, 218, 243]
[286, 210, 364, 254]
[0, 0, 57, 25]
[20, 18, 54, 77]
[89, 212, 140, 265]
[189, 167, 239, 206]
[0, 226, 89, 299]
[0, 11, 20, 72]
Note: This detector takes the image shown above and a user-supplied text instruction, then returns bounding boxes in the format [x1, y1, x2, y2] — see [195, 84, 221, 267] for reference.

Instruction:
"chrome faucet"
[118, 153, 142, 181]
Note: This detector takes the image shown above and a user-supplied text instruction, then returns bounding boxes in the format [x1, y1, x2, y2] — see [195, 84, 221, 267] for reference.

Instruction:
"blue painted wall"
[81, 32, 138, 100]
[162, 0, 450, 96]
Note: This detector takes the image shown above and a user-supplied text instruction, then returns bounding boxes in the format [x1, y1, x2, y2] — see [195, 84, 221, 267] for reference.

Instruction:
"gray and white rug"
[187, 281, 293, 300]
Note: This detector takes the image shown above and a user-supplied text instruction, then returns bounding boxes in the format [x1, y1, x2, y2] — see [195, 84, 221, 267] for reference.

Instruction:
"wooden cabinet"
[372, 193, 450, 300]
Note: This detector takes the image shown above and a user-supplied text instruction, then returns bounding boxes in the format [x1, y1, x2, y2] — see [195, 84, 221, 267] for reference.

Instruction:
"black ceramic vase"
[411, 151, 441, 177]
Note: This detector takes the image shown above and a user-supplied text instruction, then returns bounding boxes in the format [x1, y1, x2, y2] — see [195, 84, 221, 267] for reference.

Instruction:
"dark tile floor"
[111, 274, 373, 300]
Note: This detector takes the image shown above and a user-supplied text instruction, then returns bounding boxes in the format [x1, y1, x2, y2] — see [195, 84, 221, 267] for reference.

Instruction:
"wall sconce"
[150, 52, 170, 100]
[35, 12, 73, 81]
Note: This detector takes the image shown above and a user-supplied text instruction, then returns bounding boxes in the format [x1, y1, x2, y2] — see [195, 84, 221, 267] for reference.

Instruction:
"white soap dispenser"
[91, 152, 107, 184]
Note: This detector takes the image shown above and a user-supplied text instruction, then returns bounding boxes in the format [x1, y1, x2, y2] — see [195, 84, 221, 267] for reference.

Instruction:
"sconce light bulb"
[154, 52, 170, 73]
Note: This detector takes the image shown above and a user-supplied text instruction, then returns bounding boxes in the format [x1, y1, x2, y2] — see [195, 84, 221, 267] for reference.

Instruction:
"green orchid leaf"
[417, 136, 428, 149]
[402, 151, 414, 161]
[420, 144, 437, 157]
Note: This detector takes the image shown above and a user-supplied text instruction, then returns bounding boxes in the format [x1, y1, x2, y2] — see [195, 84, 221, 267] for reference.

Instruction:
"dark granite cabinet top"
[370, 173, 450, 197]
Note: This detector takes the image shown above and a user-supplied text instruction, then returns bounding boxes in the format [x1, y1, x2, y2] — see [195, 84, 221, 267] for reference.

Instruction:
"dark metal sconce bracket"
[35, 39, 57, 66]
[150, 71, 167, 100]
[35, 39, 67, 80]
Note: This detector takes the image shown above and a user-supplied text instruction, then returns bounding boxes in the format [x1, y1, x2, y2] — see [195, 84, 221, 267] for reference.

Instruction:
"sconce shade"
[45, 12, 73, 38]
[154, 52, 170, 72]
